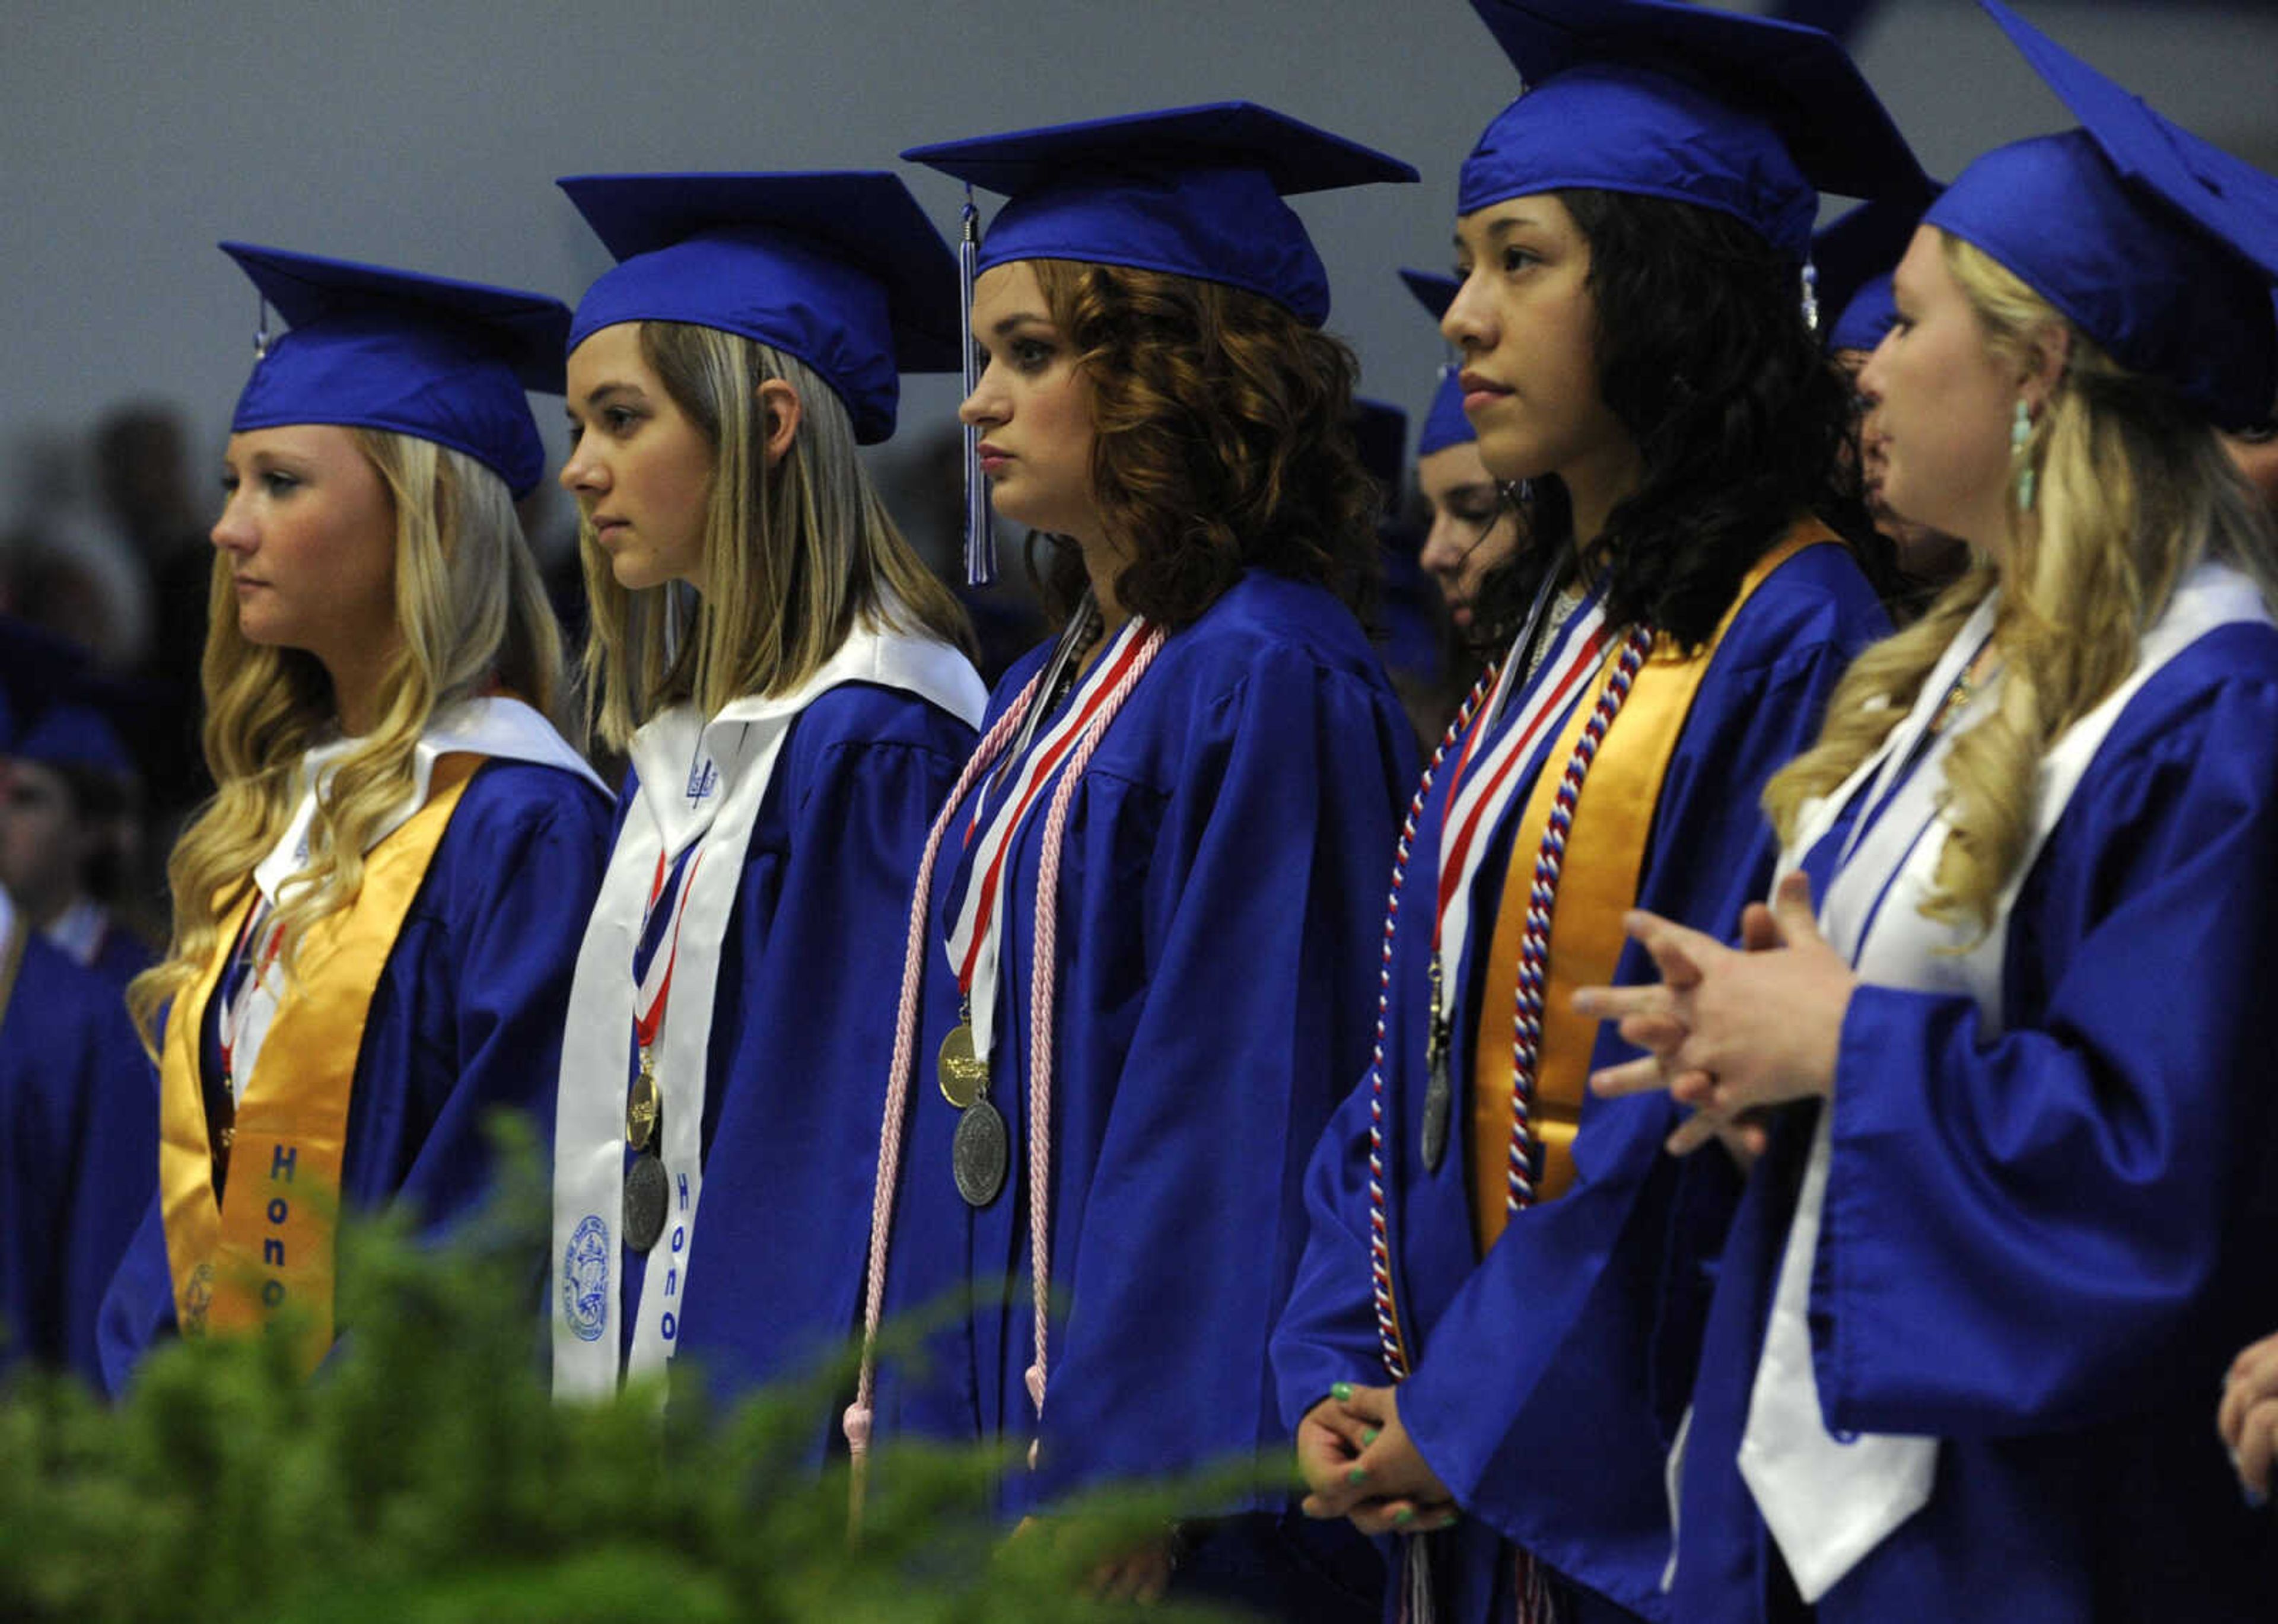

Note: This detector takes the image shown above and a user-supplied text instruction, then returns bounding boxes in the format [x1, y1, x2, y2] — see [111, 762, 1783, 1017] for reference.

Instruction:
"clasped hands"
[1576, 871, 1856, 1155]
[1297, 1381, 1461, 1534]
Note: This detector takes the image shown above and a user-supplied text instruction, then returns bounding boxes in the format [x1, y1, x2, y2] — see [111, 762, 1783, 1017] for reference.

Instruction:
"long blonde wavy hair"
[1765, 234, 2278, 938]
[128, 429, 574, 1050]
[580, 321, 971, 750]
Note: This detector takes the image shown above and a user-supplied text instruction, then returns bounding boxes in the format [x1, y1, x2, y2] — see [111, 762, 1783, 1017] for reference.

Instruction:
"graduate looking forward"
[849, 103, 1421, 1616]
[1272, 1, 1923, 1619]
[97, 246, 612, 1390]
[1580, 4, 2278, 1619]
[543, 173, 985, 1413]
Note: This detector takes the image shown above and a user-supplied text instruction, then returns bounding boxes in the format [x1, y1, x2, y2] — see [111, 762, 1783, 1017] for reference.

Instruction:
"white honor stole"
[551, 626, 986, 1400]
[223, 697, 603, 1094]
[1733, 562, 2270, 1603]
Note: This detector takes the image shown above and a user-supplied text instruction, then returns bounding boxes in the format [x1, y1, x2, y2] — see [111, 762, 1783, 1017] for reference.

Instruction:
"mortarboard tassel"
[959, 187, 997, 588]
[253, 292, 273, 361]
[1800, 259, 1821, 335]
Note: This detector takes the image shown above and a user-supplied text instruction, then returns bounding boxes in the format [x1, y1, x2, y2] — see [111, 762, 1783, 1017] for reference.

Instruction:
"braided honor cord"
[845, 667, 1043, 1521]
[1506, 625, 1652, 1214]
[1019, 626, 1166, 1462]
[1363, 664, 1500, 1381]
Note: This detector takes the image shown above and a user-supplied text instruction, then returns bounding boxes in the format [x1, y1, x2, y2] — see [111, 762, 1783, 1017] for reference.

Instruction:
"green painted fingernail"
[1347, 1465, 1369, 1485]
[1330, 1381, 1353, 1402]
[1363, 1428, 1381, 1445]
[1393, 1507, 1415, 1527]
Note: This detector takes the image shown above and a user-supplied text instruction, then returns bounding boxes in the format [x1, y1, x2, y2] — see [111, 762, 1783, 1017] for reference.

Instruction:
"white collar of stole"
[943, 614, 1149, 1069]
[551, 622, 985, 1400]
[44, 897, 110, 968]
[1431, 585, 1612, 1008]
[1727, 561, 2271, 1604]
[253, 696, 603, 910]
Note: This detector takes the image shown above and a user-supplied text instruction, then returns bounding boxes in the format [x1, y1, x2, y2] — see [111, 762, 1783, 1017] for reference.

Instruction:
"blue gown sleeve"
[1813, 645, 2278, 1437]
[365, 761, 613, 1227]
[1273, 1066, 1401, 1429]
[0, 940, 158, 1386]
[1023, 647, 1416, 1507]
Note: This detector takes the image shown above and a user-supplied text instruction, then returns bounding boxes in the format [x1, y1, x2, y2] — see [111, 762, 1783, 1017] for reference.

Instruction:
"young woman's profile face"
[0, 759, 91, 919]
[1416, 441, 1521, 632]
[1443, 193, 1628, 489]
[1856, 228, 2024, 551]
[959, 260, 1102, 545]
[560, 321, 717, 593]
[210, 423, 397, 667]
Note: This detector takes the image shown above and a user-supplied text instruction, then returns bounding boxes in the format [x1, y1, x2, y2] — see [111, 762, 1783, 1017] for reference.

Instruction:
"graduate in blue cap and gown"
[0, 629, 160, 1384]
[1274, 2, 1923, 1618]
[1403, 269, 1528, 651]
[541, 172, 985, 1419]
[0, 694, 158, 992]
[847, 101, 1421, 1615]
[1814, 196, 1971, 594]
[1579, 4, 2278, 1617]
[97, 245, 612, 1391]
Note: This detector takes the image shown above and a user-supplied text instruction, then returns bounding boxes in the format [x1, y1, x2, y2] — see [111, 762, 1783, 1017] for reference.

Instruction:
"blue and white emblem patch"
[561, 1214, 611, 1342]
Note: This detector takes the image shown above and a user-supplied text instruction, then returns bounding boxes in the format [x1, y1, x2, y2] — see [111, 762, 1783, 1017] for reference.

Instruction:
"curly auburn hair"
[1023, 259, 1380, 630]
[1469, 189, 1892, 653]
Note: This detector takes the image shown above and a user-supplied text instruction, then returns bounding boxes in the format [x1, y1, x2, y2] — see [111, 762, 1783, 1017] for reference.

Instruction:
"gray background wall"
[5, 0, 2274, 519]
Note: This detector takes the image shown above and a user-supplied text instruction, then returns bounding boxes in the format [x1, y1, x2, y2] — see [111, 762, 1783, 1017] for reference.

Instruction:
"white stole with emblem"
[1732, 561, 2270, 1603]
[222, 696, 603, 1094]
[551, 623, 985, 1400]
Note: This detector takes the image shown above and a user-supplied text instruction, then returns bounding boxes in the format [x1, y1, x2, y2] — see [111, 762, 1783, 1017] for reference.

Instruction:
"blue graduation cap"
[1401, 269, 1476, 458]
[903, 101, 1418, 328]
[1815, 190, 1942, 355]
[1923, 1, 2278, 430]
[558, 171, 961, 445]
[222, 243, 569, 499]
[1460, 0, 1931, 262]
[14, 702, 134, 782]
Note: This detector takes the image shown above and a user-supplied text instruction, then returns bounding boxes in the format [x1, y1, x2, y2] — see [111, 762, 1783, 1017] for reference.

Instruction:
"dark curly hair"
[1471, 189, 1890, 654]
[1023, 260, 1381, 631]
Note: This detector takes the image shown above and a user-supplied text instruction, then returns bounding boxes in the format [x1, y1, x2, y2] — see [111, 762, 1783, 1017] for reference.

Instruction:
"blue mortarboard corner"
[1922, 0, 2278, 429]
[905, 101, 1418, 327]
[559, 171, 962, 445]
[1461, 0, 1932, 259]
[222, 243, 570, 499]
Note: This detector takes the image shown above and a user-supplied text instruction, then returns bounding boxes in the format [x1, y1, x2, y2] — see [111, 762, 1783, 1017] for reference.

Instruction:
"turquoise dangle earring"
[2011, 398, 2037, 512]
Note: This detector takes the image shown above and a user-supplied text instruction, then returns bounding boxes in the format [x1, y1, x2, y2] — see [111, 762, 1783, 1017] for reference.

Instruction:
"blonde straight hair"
[128, 429, 574, 1051]
[579, 320, 971, 750]
[1764, 234, 2278, 938]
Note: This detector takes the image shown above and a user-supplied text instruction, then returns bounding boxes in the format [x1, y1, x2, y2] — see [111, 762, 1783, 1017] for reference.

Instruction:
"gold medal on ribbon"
[626, 1058, 661, 1152]
[937, 1021, 988, 1109]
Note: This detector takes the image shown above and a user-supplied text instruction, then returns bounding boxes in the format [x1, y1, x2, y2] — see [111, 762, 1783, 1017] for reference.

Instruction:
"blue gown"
[617, 683, 978, 1438]
[1, 933, 158, 1385]
[871, 572, 1418, 1609]
[96, 759, 612, 1393]
[1273, 543, 1890, 1623]
[1669, 624, 2278, 1624]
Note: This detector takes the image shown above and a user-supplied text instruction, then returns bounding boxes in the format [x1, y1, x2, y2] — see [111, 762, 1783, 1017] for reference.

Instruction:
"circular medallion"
[623, 1153, 670, 1253]
[937, 1022, 989, 1110]
[952, 1098, 1010, 1209]
[625, 1071, 661, 1152]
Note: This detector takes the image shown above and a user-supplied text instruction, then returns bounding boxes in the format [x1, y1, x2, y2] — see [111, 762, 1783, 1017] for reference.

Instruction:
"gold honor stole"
[1468, 526, 1834, 1255]
[159, 754, 480, 1372]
